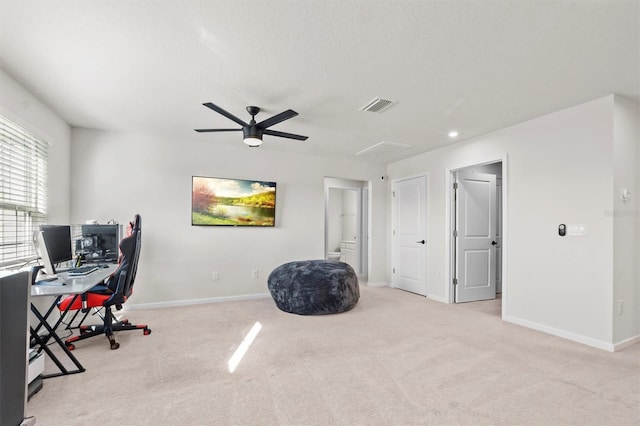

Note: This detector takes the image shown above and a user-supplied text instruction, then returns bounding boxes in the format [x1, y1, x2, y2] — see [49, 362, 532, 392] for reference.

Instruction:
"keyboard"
[66, 265, 99, 276]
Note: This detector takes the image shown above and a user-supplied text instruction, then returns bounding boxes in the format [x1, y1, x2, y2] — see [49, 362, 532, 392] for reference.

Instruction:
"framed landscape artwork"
[192, 176, 276, 227]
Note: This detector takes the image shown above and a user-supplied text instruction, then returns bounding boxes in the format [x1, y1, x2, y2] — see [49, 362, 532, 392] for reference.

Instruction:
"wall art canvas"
[192, 176, 276, 226]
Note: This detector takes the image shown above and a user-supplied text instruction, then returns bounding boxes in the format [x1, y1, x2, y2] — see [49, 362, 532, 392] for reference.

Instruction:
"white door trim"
[445, 154, 509, 318]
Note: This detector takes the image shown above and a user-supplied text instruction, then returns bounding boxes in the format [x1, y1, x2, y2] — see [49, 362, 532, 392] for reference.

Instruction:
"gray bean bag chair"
[267, 260, 359, 315]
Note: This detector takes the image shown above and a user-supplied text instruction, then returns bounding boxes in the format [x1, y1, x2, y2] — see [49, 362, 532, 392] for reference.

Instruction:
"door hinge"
[453, 182, 458, 190]
[392, 191, 396, 197]
[453, 278, 458, 285]
[393, 268, 396, 274]
[453, 230, 458, 238]
[393, 229, 395, 236]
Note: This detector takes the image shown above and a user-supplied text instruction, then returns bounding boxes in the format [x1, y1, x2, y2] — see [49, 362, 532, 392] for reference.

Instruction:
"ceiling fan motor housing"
[243, 125, 262, 139]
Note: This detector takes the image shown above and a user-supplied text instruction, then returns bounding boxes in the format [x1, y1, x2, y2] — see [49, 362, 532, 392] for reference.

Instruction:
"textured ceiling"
[0, 0, 638, 163]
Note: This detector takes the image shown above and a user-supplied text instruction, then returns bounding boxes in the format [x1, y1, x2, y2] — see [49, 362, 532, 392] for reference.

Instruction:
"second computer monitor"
[38, 225, 73, 275]
[77, 224, 121, 263]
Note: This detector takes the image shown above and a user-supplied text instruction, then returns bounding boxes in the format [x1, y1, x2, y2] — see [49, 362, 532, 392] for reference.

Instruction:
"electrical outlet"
[617, 299, 624, 315]
[251, 269, 259, 279]
[212, 271, 219, 281]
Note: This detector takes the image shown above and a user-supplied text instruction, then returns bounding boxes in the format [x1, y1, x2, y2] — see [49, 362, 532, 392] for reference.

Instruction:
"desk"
[30, 264, 117, 379]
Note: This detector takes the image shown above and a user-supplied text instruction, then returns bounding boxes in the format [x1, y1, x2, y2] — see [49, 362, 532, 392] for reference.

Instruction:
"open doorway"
[449, 160, 504, 311]
[324, 177, 368, 278]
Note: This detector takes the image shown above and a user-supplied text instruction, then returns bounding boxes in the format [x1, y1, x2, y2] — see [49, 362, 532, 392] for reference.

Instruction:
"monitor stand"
[30, 265, 57, 284]
[36, 272, 58, 282]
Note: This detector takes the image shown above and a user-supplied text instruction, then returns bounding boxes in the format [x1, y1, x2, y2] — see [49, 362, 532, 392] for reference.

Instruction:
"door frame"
[324, 178, 367, 276]
[391, 172, 429, 296]
[361, 186, 369, 278]
[446, 155, 508, 317]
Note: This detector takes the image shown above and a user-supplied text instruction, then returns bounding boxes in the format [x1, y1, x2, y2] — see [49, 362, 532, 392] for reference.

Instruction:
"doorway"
[324, 177, 368, 277]
[450, 161, 504, 305]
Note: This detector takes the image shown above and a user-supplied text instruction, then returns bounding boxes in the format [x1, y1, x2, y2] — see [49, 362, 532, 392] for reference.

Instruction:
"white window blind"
[0, 115, 48, 266]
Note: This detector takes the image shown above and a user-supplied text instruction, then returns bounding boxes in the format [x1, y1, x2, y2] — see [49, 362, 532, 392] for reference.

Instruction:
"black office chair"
[58, 214, 151, 350]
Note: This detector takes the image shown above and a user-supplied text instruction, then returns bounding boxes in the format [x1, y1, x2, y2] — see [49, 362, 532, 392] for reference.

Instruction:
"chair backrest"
[104, 214, 142, 307]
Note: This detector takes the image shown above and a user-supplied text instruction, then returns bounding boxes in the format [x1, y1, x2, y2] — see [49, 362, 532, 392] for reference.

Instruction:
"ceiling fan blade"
[257, 109, 298, 129]
[263, 129, 308, 141]
[194, 128, 242, 133]
[202, 102, 248, 127]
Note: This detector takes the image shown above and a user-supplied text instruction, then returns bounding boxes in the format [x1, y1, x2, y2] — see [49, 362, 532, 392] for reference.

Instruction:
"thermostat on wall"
[558, 224, 587, 237]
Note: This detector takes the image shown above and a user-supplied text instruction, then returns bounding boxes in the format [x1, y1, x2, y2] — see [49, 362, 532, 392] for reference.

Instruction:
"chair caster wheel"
[143, 328, 151, 335]
[108, 335, 120, 350]
[66, 343, 75, 351]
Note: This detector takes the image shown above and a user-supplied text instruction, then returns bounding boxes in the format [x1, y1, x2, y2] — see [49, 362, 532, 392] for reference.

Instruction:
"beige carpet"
[26, 285, 639, 425]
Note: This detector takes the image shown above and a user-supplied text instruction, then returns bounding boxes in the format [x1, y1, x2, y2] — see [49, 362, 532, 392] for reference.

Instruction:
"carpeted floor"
[26, 285, 639, 425]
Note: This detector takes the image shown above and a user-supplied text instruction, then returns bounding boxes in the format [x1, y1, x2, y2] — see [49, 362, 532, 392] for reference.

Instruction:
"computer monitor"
[33, 231, 55, 277]
[76, 224, 121, 263]
[36, 225, 73, 276]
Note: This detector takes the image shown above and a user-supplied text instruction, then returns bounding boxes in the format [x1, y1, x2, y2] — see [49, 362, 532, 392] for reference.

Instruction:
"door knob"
[416, 240, 425, 244]
[491, 240, 497, 246]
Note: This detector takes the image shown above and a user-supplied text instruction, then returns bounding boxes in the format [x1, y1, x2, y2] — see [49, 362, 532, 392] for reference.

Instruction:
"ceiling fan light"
[243, 137, 262, 147]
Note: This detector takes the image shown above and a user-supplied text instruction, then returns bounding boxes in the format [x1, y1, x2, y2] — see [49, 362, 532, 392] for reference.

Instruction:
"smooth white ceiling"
[1, 0, 638, 163]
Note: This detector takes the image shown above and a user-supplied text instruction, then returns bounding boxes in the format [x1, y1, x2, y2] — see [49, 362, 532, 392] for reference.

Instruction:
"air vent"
[358, 97, 397, 113]
[356, 141, 412, 157]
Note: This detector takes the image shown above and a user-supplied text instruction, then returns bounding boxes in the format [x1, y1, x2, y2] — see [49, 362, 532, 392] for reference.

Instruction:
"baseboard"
[124, 293, 271, 310]
[503, 314, 615, 352]
[427, 294, 448, 304]
[364, 281, 388, 288]
[613, 335, 640, 352]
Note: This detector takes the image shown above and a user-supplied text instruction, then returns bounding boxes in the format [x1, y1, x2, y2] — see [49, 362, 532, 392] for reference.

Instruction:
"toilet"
[327, 250, 341, 261]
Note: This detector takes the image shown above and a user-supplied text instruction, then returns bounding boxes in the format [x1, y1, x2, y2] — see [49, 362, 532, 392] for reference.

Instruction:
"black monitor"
[39, 225, 73, 274]
[77, 224, 121, 263]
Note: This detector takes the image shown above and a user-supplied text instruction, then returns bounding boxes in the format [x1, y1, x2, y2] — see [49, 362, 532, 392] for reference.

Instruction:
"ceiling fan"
[195, 102, 308, 147]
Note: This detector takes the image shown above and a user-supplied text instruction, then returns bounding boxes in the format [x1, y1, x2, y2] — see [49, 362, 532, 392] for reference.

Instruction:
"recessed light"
[448, 130, 459, 138]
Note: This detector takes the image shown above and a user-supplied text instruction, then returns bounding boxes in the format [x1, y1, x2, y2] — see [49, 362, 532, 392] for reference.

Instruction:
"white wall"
[70, 129, 387, 306]
[0, 68, 71, 223]
[388, 95, 638, 350]
[466, 162, 502, 178]
[327, 188, 343, 252]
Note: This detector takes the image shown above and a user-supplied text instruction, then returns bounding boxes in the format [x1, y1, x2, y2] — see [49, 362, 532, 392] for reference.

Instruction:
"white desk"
[31, 265, 117, 297]
[30, 264, 118, 378]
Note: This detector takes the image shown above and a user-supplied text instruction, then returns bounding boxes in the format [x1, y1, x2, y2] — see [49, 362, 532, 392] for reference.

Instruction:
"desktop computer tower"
[0, 270, 29, 426]
[73, 224, 122, 264]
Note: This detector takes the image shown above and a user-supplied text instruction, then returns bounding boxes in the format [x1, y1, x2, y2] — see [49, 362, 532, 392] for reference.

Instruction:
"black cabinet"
[0, 271, 29, 426]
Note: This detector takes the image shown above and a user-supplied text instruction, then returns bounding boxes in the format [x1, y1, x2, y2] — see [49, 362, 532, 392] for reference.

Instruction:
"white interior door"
[455, 170, 496, 302]
[392, 176, 427, 295]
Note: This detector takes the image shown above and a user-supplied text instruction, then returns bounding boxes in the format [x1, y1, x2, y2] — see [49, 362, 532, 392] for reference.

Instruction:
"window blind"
[0, 115, 48, 266]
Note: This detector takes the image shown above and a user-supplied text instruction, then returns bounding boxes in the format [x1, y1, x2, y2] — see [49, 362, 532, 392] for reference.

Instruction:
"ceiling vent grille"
[358, 97, 397, 113]
[356, 141, 412, 157]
